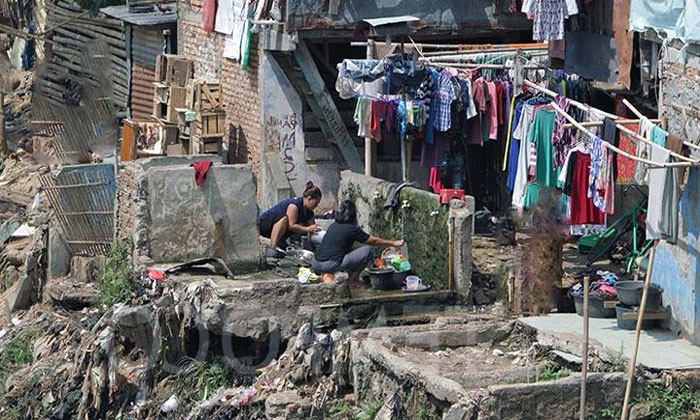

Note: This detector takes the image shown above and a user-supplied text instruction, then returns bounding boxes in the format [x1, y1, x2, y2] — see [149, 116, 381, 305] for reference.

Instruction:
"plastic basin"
[573, 295, 616, 318]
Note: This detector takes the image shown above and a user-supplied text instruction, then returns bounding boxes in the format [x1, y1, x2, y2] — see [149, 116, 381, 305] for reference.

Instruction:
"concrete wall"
[134, 163, 261, 272]
[338, 171, 473, 298]
[652, 46, 700, 343]
[260, 51, 341, 212]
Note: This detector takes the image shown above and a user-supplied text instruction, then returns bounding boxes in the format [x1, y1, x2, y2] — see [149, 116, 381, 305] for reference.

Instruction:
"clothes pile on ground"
[569, 270, 619, 300]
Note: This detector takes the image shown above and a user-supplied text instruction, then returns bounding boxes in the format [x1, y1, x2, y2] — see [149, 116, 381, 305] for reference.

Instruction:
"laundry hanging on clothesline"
[517, 80, 700, 242]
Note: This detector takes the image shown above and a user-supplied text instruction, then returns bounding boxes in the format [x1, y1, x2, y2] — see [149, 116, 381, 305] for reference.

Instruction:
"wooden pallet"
[192, 110, 226, 137]
[190, 134, 222, 154]
[186, 80, 221, 111]
[155, 54, 193, 87]
[152, 83, 188, 123]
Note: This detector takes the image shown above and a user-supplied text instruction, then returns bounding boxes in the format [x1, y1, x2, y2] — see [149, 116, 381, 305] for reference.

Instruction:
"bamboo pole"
[580, 275, 590, 420]
[549, 102, 664, 168]
[621, 245, 656, 420]
[422, 61, 546, 70]
[524, 80, 619, 119]
[623, 99, 700, 153]
[561, 119, 660, 129]
[532, 84, 700, 168]
[617, 124, 700, 163]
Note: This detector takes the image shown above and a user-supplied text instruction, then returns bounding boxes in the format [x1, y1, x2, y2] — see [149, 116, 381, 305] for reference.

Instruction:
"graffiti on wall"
[264, 113, 299, 181]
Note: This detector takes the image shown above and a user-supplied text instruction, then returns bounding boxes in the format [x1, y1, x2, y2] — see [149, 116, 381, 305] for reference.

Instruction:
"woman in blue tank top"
[258, 181, 322, 248]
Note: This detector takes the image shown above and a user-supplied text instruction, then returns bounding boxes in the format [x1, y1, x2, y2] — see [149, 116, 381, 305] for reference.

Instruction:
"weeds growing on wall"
[537, 365, 572, 382]
[98, 238, 134, 306]
[636, 381, 700, 419]
[342, 182, 449, 289]
[0, 327, 41, 388]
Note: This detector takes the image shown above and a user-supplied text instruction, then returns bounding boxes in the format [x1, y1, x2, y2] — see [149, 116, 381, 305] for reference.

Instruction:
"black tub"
[616, 281, 662, 310]
[615, 304, 658, 330]
[574, 295, 616, 318]
[368, 268, 398, 290]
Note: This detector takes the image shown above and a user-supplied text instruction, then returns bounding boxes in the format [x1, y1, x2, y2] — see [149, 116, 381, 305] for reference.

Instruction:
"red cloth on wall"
[202, 0, 216, 33]
[570, 152, 605, 225]
[191, 160, 213, 187]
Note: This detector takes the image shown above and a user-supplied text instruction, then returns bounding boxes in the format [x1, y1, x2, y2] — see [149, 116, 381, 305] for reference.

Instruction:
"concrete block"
[304, 147, 336, 162]
[8, 275, 32, 311]
[136, 155, 222, 172]
[48, 229, 72, 280]
[450, 198, 475, 303]
[142, 165, 261, 271]
[264, 390, 311, 419]
[70, 256, 106, 284]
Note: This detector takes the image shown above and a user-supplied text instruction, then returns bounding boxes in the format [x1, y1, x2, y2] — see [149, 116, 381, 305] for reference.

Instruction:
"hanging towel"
[191, 160, 213, 187]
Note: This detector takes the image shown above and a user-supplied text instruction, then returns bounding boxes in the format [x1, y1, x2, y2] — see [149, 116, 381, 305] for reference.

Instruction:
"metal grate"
[40, 164, 117, 256]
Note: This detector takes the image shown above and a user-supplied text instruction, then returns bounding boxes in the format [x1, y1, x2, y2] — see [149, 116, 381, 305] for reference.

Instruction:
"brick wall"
[652, 47, 700, 344]
[177, 0, 262, 173]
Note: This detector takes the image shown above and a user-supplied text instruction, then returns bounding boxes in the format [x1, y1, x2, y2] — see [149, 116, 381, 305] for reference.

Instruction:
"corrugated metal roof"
[132, 26, 165, 69]
[101, 3, 176, 26]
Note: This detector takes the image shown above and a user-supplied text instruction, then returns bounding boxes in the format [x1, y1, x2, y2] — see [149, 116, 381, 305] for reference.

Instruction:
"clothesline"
[420, 44, 548, 57]
[526, 85, 700, 169]
[423, 62, 547, 70]
[422, 50, 548, 62]
[523, 80, 618, 119]
[561, 118, 660, 128]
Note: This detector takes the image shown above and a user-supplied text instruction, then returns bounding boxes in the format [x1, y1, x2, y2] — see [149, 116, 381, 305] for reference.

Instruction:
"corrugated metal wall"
[40, 0, 128, 113]
[131, 26, 165, 120]
[39, 164, 116, 256]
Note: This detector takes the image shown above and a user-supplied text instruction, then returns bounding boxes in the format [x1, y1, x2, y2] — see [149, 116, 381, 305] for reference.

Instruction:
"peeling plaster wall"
[260, 52, 340, 212]
[652, 46, 700, 343]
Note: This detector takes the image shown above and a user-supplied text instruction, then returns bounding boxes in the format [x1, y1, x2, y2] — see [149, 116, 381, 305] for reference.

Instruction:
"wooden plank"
[621, 311, 667, 321]
[603, 301, 618, 309]
[120, 120, 136, 161]
[292, 42, 363, 172]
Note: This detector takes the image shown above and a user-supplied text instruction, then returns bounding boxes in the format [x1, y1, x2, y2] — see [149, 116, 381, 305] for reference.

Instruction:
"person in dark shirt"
[312, 200, 403, 288]
[259, 182, 322, 248]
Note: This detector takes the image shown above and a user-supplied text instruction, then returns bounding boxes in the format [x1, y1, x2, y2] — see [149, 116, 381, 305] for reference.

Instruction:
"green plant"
[538, 366, 572, 381]
[98, 238, 134, 306]
[607, 347, 627, 372]
[590, 408, 617, 420]
[0, 328, 41, 387]
[636, 381, 700, 419]
[356, 400, 381, 420]
[327, 401, 357, 419]
[175, 357, 230, 402]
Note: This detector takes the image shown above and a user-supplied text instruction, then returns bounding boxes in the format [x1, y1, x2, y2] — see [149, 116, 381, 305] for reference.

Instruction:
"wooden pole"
[447, 216, 454, 291]
[580, 275, 590, 420]
[364, 40, 375, 177]
[0, 91, 5, 158]
[621, 245, 656, 420]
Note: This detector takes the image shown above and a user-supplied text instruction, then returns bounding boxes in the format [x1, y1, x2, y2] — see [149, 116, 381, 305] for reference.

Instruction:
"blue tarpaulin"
[630, 0, 700, 43]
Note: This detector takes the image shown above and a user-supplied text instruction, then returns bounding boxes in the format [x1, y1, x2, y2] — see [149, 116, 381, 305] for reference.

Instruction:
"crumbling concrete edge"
[133, 165, 153, 267]
[350, 337, 468, 407]
[450, 197, 474, 304]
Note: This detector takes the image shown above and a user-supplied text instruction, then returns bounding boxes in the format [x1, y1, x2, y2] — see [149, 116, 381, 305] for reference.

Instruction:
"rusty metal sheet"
[39, 163, 116, 256]
[132, 26, 166, 70]
[131, 64, 156, 120]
